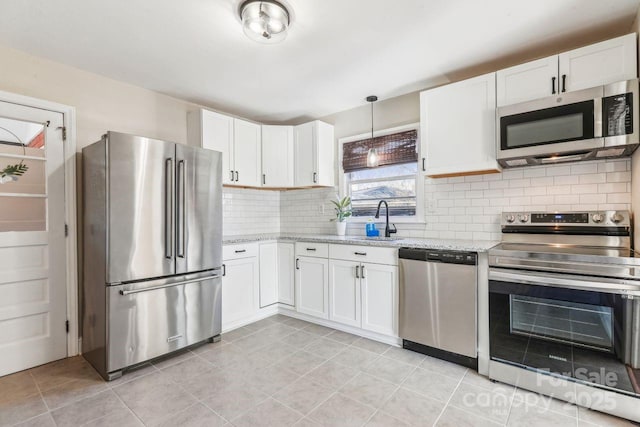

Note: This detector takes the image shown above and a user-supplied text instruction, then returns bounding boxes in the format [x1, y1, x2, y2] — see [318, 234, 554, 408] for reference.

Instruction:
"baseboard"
[222, 305, 279, 333]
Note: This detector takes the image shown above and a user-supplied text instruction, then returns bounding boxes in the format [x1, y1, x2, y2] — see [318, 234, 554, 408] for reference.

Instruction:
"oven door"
[489, 268, 640, 398]
[497, 85, 603, 161]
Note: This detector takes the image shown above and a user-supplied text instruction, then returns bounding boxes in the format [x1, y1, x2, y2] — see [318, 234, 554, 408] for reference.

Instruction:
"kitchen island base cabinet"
[361, 263, 398, 336]
[329, 260, 361, 328]
[295, 256, 329, 319]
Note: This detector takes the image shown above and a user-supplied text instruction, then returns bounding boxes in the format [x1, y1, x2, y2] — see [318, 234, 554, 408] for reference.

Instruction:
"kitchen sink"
[352, 236, 404, 242]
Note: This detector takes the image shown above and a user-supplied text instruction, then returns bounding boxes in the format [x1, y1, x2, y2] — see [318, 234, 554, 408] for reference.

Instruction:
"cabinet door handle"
[229, 170, 234, 182]
[422, 157, 426, 172]
[296, 258, 300, 270]
[354, 252, 367, 256]
[355, 265, 359, 279]
[262, 174, 266, 185]
[234, 249, 246, 253]
[551, 76, 556, 94]
[306, 248, 317, 252]
[561, 74, 566, 93]
[235, 171, 239, 182]
[222, 264, 226, 277]
[313, 172, 317, 183]
[361, 265, 365, 278]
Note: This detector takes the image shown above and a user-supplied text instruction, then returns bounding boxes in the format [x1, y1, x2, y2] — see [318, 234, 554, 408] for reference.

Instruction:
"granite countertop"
[223, 233, 499, 252]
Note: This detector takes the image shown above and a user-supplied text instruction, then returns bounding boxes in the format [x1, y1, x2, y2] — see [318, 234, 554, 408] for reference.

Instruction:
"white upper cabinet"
[497, 33, 637, 106]
[294, 120, 335, 187]
[188, 109, 262, 186]
[262, 125, 294, 187]
[421, 72, 500, 178]
[188, 109, 234, 184]
[559, 33, 637, 93]
[497, 56, 559, 107]
[233, 119, 262, 187]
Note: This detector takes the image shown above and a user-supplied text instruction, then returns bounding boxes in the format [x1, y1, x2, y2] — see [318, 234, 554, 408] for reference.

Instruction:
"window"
[342, 128, 420, 219]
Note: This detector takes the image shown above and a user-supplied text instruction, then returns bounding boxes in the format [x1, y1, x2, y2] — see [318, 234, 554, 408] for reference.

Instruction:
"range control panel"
[501, 211, 631, 227]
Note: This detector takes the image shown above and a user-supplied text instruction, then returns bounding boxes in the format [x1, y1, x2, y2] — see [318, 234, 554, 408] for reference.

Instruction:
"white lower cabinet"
[361, 262, 398, 336]
[259, 243, 278, 308]
[329, 260, 361, 327]
[221, 256, 258, 328]
[277, 243, 295, 306]
[295, 256, 329, 319]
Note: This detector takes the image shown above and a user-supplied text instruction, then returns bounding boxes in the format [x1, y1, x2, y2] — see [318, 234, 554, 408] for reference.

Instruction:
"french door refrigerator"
[82, 131, 222, 380]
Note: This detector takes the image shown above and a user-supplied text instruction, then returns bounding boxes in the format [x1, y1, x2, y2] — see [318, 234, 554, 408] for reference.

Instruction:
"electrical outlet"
[319, 204, 325, 215]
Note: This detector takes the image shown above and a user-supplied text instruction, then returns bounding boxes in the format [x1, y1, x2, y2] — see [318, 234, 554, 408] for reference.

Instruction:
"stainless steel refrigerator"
[82, 131, 222, 380]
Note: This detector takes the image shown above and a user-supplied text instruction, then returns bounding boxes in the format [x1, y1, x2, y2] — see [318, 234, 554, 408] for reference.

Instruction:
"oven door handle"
[489, 268, 640, 297]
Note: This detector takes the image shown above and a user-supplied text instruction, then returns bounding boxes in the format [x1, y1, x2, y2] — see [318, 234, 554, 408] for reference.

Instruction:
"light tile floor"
[1, 314, 638, 427]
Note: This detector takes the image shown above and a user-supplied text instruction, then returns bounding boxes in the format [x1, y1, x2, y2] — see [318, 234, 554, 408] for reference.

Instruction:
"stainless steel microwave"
[496, 79, 639, 168]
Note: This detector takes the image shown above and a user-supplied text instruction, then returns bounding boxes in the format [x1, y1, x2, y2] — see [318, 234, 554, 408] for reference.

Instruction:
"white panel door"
[233, 119, 262, 187]
[328, 260, 361, 328]
[201, 110, 234, 184]
[361, 263, 398, 336]
[295, 256, 328, 319]
[559, 33, 637, 92]
[222, 257, 258, 328]
[293, 122, 316, 186]
[496, 56, 559, 106]
[261, 125, 294, 187]
[259, 243, 278, 308]
[0, 102, 67, 376]
[278, 243, 295, 306]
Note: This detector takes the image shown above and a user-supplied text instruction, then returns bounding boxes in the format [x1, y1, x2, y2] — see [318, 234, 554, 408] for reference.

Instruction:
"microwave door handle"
[594, 97, 603, 138]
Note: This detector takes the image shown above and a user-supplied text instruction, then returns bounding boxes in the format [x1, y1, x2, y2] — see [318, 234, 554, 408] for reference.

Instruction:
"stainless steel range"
[488, 211, 640, 422]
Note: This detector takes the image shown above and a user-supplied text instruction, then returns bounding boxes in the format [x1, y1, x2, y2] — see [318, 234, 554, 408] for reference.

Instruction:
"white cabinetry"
[277, 243, 295, 306]
[497, 33, 637, 106]
[188, 109, 261, 186]
[222, 244, 259, 329]
[420, 72, 500, 178]
[294, 121, 335, 187]
[360, 263, 398, 336]
[329, 260, 361, 327]
[294, 242, 329, 319]
[258, 242, 295, 308]
[233, 119, 262, 187]
[259, 243, 278, 308]
[261, 125, 294, 187]
[326, 244, 398, 336]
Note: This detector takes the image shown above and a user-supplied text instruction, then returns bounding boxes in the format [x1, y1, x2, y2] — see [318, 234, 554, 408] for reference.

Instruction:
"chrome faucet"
[374, 200, 397, 238]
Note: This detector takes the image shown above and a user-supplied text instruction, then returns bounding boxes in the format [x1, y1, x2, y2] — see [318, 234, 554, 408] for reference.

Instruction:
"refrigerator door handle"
[177, 159, 186, 258]
[119, 275, 222, 296]
[164, 158, 174, 260]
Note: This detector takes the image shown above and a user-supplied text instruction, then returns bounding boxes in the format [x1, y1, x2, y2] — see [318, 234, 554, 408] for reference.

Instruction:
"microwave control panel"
[603, 92, 633, 137]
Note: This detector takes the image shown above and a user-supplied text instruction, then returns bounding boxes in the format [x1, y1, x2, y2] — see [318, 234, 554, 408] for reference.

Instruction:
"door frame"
[0, 89, 79, 357]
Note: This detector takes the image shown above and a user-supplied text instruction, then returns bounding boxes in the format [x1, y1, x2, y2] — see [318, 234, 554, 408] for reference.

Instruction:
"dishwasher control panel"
[399, 248, 477, 265]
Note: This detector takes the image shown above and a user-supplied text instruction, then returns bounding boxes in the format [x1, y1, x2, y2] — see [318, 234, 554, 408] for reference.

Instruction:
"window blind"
[342, 129, 418, 173]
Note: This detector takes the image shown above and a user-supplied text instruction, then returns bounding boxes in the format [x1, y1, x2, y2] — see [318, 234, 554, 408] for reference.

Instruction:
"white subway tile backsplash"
[222, 159, 631, 240]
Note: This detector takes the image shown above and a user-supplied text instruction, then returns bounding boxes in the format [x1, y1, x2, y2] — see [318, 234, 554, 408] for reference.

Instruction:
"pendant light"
[239, 0, 290, 44]
[366, 95, 379, 168]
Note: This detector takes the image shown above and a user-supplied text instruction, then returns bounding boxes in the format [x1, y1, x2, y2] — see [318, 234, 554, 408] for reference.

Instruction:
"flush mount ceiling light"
[239, 0, 290, 44]
[366, 95, 379, 168]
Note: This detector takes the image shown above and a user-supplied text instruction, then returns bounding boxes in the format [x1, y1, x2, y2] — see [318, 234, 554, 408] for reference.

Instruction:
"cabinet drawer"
[223, 243, 259, 260]
[329, 244, 397, 265]
[295, 242, 329, 258]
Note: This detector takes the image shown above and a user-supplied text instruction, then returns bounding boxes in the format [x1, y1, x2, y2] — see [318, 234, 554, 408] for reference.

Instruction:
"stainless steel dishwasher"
[399, 248, 478, 368]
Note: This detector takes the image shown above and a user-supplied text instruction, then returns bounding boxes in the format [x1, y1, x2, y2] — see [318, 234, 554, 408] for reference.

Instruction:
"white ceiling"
[0, 0, 638, 123]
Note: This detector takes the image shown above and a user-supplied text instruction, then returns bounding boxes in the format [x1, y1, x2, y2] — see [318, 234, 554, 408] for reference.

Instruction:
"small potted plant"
[331, 195, 352, 236]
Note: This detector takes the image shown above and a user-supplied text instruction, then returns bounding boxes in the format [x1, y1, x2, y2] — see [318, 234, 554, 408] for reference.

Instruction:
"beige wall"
[0, 43, 198, 149]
